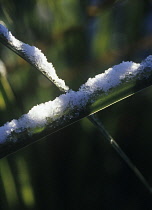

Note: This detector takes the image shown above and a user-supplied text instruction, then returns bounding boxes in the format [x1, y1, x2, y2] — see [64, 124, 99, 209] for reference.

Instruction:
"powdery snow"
[0, 56, 149, 144]
[0, 90, 88, 142]
[80, 61, 140, 93]
[0, 23, 69, 91]
[0, 23, 152, 144]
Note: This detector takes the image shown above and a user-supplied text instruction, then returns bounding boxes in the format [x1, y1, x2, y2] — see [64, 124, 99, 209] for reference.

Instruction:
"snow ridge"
[0, 57, 146, 143]
[0, 23, 69, 91]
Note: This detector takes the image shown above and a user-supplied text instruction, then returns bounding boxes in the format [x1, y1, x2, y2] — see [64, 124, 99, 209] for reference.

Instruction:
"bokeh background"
[1, 0, 152, 209]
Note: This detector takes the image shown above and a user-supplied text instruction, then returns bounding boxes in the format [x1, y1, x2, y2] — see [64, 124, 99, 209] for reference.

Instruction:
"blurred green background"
[1, 0, 152, 209]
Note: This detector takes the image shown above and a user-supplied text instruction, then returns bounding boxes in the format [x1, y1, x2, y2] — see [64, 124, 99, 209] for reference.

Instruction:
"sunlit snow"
[0, 23, 152, 144]
[80, 61, 140, 93]
[0, 57, 148, 143]
[0, 23, 69, 91]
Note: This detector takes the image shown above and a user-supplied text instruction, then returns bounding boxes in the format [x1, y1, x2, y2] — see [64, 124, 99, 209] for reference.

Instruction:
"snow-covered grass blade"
[0, 54, 152, 158]
[0, 23, 69, 92]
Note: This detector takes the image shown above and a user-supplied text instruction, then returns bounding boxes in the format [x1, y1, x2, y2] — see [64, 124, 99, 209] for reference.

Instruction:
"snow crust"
[0, 24, 69, 91]
[0, 57, 147, 143]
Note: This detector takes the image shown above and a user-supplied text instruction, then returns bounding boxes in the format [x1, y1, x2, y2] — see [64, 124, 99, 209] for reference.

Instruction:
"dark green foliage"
[1, 0, 152, 209]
